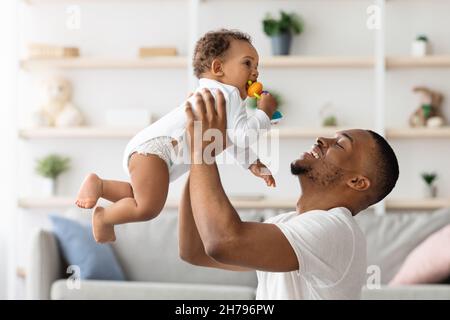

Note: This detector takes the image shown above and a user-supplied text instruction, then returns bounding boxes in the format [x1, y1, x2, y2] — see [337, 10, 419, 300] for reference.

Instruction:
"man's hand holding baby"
[185, 89, 227, 164]
[185, 89, 276, 188]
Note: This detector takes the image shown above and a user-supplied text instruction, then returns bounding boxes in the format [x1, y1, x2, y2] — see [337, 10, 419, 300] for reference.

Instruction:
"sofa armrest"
[26, 229, 64, 300]
[362, 285, 450, 300]
[50, 280, 256, 300]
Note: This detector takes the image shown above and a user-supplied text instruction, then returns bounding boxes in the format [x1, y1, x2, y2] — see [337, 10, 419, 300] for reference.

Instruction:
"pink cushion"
[390, 224, 450, 285]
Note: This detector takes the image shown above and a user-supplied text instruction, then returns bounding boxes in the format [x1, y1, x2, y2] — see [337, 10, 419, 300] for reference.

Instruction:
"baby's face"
[221, 40, 259, 99]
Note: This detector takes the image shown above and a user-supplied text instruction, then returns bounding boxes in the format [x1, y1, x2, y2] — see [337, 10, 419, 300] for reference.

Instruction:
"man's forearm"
[189, 162, 242, 249]
[178, 177, 207, 263]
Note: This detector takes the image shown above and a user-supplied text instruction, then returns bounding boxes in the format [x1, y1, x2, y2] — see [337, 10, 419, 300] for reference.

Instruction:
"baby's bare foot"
[76, 173, 102, 209]
[92, 206, 116, 243]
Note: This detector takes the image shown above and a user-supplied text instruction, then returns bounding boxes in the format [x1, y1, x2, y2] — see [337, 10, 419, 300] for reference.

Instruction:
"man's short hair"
[192, 29, 252, 78]
[367, 130, 399, 204]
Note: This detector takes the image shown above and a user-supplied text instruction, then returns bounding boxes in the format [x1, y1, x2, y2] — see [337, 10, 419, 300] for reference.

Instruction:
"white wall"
[11, 0, 450, 297]
[385, 0, 450, 198]
[17, 0, 450, 200]
[0, 0, 19, 300]
[17, 0, 378, 200]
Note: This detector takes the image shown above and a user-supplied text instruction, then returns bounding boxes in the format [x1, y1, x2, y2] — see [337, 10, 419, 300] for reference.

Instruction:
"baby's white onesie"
[122, 78, 271, 182]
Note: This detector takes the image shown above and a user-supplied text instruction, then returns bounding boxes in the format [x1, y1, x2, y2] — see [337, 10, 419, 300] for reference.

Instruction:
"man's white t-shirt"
[256, 207, 367, 300]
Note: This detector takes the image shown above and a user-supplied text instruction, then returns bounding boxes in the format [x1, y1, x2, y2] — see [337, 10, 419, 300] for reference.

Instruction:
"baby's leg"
[76, 174, 133, 208]
[92, 153, 170, 243]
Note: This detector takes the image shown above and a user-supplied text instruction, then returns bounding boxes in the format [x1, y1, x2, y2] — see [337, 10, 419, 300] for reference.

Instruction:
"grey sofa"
[27, 207, 450, 300]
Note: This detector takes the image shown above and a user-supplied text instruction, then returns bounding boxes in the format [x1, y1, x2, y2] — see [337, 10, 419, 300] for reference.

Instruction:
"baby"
[75, 29, 278, 243]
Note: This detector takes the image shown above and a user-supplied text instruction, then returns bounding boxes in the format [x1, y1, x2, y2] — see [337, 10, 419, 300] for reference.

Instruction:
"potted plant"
[35, 154, 71, 196]
[320, 102, 338, 127]
[263, 10, 304, 55]
[411, 34, 429, 57]
[421, 172, 437, 198]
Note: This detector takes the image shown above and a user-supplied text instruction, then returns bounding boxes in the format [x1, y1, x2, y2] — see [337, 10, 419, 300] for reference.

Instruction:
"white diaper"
[129, 136, 179, 169]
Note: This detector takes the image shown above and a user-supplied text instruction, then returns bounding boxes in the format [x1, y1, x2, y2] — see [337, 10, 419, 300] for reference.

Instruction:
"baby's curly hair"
[193, 29, 252, 78]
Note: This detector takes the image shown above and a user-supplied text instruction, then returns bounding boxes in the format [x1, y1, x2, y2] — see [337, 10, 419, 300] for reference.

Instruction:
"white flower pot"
[411, 40, 428, 57]
[41, 178, 57, 196]
[423, 184, 437, 198]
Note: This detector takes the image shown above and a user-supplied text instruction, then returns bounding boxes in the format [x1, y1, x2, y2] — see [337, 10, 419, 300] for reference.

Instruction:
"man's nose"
[316, 136, 333, 148]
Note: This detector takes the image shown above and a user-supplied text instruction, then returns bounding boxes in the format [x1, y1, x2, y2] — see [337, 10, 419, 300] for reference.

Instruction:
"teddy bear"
[410, 86, 445, 128]
[32, 77, 84, 127]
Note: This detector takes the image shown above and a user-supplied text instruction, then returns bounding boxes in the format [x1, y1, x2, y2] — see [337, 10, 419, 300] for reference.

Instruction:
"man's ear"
[211, 59, 224, 77]
[346, 175, 371, 191]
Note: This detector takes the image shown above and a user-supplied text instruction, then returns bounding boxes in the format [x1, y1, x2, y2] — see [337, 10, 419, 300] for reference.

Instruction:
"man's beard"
[291, 162, 311, 175]
[291, 161, 344, 188]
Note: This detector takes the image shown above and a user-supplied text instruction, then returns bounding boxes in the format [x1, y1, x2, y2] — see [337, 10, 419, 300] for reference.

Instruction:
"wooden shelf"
[19, 127, 143, 139]
[18, 197, 75, 209]
[24, 55, 450, 70]
[24, 0, 167, 3]
[18, 196, 450, 211]
[386, 198, 450, 210]
[20, 56, 376, 70]
[18, 196, 297, 210]
[386, 127, 450, 138]
[18, 126, 356, 139]
[273, 127, 352, 138]
[20, 127, 450, 140]
[260, 56, 374, 68]
[387, 55, 450, 68]
[20, 55, 450, 70]
[274, 127, 450, 139]
[16, 267, 26, 279]
[20, 57, 188, 70]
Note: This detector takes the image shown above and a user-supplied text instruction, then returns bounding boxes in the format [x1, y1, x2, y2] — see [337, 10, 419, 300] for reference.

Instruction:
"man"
[178, 89, 399, 299]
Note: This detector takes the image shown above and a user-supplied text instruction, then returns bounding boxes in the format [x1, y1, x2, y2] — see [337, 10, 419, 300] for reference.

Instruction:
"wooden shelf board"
[18, 197, 297, 210]
[260, 56, 374, 68]
[24, 0, 166, 3]
[19, 126, 350, 139]
[20, 57, 188, 70]
[387, 55, 450, 68]
[18, 197, 76, 209]
[18, 196, 450, 210]
[20, 56, 450, 70]
[386, 127, 450, 138]
[20, 56, 376, 70]
[19, 127, 143, 139]
[385, 198, 450, 210]
[20, 127, 450, 140]
[16, 267, 26, 279]
[273, 127, 352, 138]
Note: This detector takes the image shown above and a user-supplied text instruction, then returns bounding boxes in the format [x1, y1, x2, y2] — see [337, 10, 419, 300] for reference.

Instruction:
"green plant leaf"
[263, 18, 280, 36]
[416, 34, 428, 42]
[421, 172, 437, 185]
[35, 154, 71, 179]
[323, 116, 337, 127]
[262, 10, 304, 36]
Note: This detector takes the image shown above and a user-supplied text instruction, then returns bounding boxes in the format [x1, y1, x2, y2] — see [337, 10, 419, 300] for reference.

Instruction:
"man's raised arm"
[184, 90, 299, 272]
[178, 176, 251, 271]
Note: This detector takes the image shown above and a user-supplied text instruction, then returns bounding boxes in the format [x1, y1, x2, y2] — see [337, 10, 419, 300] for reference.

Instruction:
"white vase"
[411, 40, 428, 57]
[42, 177, 57, 196]
[423, 184, 437, 198]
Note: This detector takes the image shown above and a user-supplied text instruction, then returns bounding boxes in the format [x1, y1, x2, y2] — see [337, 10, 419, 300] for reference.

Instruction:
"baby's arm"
[225, 145, 276, 187]
[256, 93, 278, 122]
[221, 91, 276, 186]
[225, 139, 259, 170]
[228, 92, 277, 149]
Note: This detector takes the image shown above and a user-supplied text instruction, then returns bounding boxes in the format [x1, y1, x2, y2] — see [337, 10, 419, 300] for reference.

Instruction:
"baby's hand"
[257, 93, 278, 119]
[249, 159, 276, 188]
